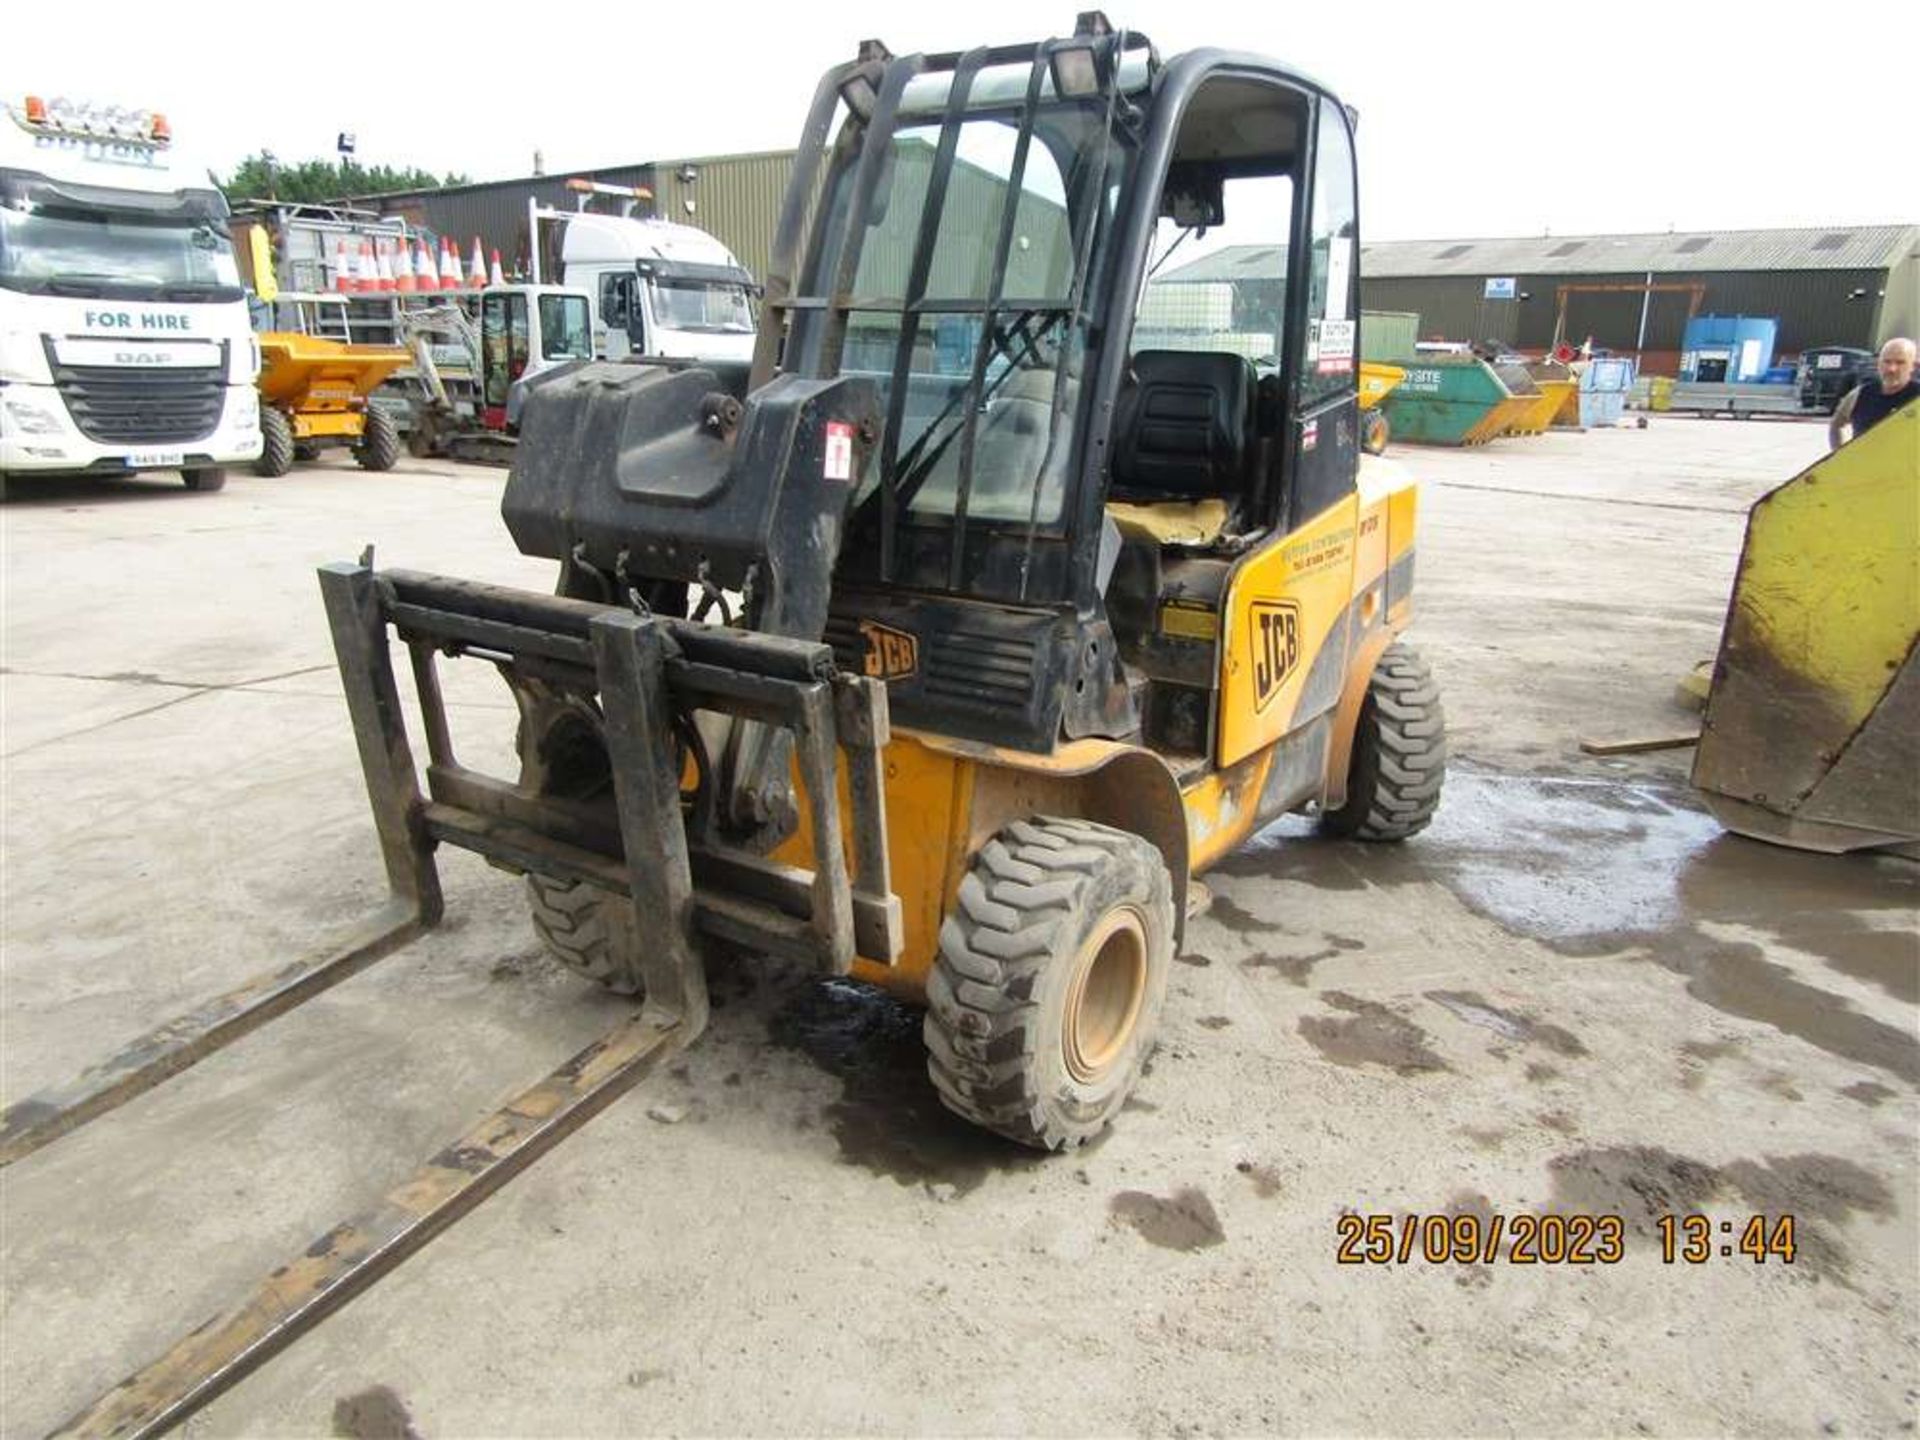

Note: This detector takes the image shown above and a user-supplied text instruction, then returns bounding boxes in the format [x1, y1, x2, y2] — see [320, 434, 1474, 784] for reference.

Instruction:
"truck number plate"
[125, 450, 186, 468]
[1815, 355, 1843, 369]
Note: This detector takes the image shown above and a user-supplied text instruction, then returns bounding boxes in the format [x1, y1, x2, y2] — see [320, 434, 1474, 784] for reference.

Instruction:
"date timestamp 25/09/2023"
[1335, 1213, 1797, 1266]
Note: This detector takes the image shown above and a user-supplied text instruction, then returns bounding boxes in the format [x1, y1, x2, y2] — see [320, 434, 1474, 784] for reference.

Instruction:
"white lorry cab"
[0, 95, 261, 491]
[537, 205, 757, 365]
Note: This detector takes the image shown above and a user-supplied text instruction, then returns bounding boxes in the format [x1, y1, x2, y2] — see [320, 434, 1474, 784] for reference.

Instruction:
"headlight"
[4, 396, 66, 435]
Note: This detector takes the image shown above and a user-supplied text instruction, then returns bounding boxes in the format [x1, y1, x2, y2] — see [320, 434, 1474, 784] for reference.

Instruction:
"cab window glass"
[540, 294, 592, 360]
[1300, 98, 1358, 404]
[1132, 175, 1294, 375]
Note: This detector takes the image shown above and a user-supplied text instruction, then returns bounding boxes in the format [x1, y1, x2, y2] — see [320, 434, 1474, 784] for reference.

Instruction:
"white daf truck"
[0, 95, 261, 492]
[529, 189, 757, 365]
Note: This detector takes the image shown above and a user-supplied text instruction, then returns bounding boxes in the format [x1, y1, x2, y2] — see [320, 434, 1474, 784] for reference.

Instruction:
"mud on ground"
[2, 417, 1914, 1436]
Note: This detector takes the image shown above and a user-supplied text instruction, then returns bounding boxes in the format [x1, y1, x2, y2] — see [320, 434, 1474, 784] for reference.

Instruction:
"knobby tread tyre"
[255, 408, 294, 477]
[355, 407, 400, 472]
[524, 873, 645, 995]
[1321, 640, 1447, 841]
[924, 816, 1174, 1151]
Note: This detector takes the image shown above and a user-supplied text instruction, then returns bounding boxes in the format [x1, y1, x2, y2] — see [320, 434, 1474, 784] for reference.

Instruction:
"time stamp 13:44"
[1335, 1213, 1799, 1266]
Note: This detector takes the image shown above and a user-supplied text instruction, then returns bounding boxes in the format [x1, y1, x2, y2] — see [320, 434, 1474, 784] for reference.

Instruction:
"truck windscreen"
[0, 203, 242, 299]
[653, 277, 754, 334]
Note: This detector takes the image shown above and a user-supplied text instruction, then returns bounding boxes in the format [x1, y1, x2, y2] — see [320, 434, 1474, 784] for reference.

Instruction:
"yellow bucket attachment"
[1692, 404, 1920, 852]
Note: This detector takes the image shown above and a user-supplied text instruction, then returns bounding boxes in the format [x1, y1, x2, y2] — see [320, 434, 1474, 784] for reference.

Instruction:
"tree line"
[220, 152, 471, 204]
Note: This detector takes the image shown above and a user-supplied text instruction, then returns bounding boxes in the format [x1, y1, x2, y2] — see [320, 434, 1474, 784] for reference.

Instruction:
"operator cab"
[769, 17, 1361, 760]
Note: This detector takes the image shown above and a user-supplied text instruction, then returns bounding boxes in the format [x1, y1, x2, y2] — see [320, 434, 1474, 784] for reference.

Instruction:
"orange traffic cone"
[489, 248, 505, 286]
[415, 238, 439, 292]
[358, 240, 379, 294]
[467, 238, 485, 290]
[376, 244, 396, 292]
[441, 238, 463, 290]
[394, 239, 415, 294]
[333, 239, 352, 292]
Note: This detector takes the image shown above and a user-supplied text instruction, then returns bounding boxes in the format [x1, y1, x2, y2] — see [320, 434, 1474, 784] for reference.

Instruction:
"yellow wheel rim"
[1063, 905, 1148, 1084]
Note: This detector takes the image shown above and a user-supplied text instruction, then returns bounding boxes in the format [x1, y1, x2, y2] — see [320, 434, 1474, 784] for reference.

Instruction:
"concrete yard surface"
[2, 416, 1915, 1437]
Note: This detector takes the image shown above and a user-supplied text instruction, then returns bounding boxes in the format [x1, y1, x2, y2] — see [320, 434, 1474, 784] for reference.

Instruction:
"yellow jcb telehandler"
[14, 17, 1446, 1434]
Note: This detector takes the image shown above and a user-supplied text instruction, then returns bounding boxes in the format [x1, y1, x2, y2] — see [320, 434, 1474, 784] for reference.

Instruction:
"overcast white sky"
[10, 0, 1918, 240]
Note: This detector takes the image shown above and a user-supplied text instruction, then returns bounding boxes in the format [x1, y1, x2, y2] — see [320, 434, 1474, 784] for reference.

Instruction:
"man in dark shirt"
[1829, 337, 1918, 449]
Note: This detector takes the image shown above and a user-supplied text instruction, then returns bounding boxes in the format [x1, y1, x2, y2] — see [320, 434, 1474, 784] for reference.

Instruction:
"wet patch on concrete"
[1426, 990, 1588, 1057]
[1206, 894, 1268, 934]
[1809, 925, 1920, 1006]
[332, 1385, 422, 1440]
[766, 978, 1035, 1197]
[1245, 947, 1339, 985]
[1659, 940, 1920, 1085]
[1235, 1160, 1282, 1197]
[1216, 774, 1919, 1079]
[1537, 1109, 1579, 1135]
[1546, 1144, 1894, 1281]
[1299, 992, 1448, 1074]
[1196, 1015, 1233, 1030]
[1110, 1186, 1226, 1250]
[1524, 1062, 1560, 1083]
[1841, 1080, 1895, 1107]
[1208, 829, 1369, 889]
[1460, 1125, 1507, 1151]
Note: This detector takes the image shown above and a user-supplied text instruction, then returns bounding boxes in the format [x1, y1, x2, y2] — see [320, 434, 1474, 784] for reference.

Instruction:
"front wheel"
[1362, 409, 1390, 455]
[524, 873, 645, 995]
[255, 408, 294, 476]
[181, 466, 228, 492]
[354, 407, 400, 471]
[1321, 640, 1446, 840]
[925, 817, 1174, 1151]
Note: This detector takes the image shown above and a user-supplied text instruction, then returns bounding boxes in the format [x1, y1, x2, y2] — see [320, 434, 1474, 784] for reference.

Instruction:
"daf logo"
[1251, 599, 1300, 712]
[858, 620, 918, 681]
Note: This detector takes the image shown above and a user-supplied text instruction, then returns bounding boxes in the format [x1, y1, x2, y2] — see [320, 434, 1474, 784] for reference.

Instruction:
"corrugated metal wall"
[359, 154, 795, 282]
[646, 153, 794, 283]
[1360, 267, 1890, 371]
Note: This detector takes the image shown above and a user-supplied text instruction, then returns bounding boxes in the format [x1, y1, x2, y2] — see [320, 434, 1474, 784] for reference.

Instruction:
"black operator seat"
[1110, 349, 1256, 505]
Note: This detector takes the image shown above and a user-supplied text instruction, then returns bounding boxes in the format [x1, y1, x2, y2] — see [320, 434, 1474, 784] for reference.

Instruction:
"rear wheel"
[1362, 409, 1390, 455]
[354, 407, 400, 471]
[925, 817, 1174, 1151]
[181, 466, 227, 492]
[1321, 640, 1446, 840]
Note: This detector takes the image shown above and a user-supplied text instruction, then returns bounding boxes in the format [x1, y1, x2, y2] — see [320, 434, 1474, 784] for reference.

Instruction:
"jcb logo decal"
[1252, 600, 1300, 711]
[859, 620, 919, 681]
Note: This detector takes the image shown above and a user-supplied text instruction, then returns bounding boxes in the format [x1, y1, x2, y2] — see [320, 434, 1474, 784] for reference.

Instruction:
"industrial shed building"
[1355, 225, 1918, 375]
[346, 150, 797, 284]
